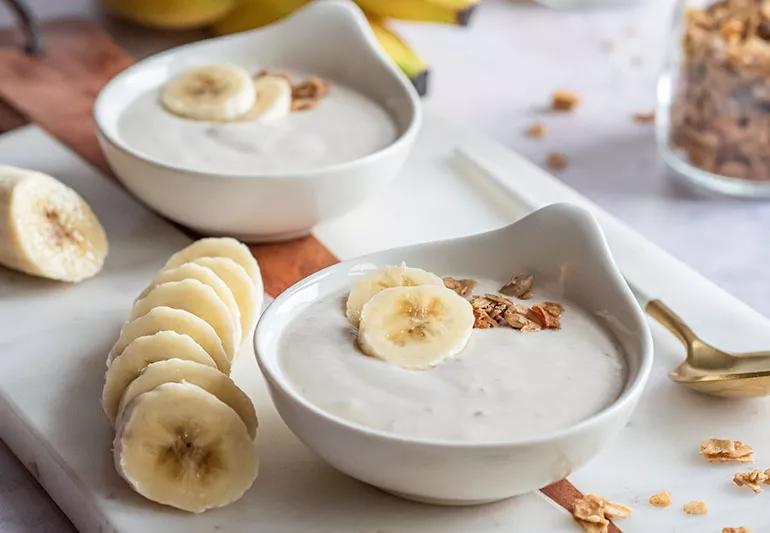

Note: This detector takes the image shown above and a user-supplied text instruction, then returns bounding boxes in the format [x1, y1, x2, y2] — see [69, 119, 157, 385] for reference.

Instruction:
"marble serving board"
[2, 115, 770, 532]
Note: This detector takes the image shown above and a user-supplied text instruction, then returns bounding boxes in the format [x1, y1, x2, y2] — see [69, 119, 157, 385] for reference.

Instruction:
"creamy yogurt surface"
[117, 70, 398, 174]
[279, 280, 627, 443]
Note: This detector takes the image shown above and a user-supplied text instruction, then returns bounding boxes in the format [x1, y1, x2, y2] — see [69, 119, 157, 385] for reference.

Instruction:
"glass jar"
[657, 0, 770, 197]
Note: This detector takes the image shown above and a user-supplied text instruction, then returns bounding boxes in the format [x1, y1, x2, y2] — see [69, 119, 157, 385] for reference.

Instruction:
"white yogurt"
[279, 281, 627, 443]
[117, 71, 398, 174]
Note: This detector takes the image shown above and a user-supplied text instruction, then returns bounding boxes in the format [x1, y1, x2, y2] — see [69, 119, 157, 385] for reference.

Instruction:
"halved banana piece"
[0, 166, 108, 282]
[164, 237, 262, 290]
[107, 306, 229, 373]
[102, 331, 216, 423]
[241, 75, 291, 122]
[138, 262, 242, 343]
[117, 359, 257, 439]
[130, 279, 240, 362]
[188, 256, 262, 338]
[346, 265, 444, 326]
[114, 382, 258, 513]
[161, 64, 256, 121]
[358, 285, 474, 370]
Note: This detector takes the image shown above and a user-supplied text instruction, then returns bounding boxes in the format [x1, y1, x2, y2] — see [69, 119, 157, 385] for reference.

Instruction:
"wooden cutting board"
[0, 19, 605, 530]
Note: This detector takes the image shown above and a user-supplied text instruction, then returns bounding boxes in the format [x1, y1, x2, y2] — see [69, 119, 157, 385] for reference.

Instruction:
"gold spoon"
[646, 300, 770, 398]
[454, 147, 770, 398]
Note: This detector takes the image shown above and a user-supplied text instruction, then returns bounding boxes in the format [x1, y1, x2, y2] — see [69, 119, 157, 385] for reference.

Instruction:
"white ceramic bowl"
[94, 1, 421, 242]
[255, 203, 653, 505]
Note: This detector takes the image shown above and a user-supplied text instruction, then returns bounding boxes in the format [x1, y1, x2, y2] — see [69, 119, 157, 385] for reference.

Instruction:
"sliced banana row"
[161, 64, 291, 122]
[102, 237, 264, 513]
[346, 264, 474, 370]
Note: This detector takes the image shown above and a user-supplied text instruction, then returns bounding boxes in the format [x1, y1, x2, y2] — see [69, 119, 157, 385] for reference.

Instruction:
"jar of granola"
[658, 0, 770, 196]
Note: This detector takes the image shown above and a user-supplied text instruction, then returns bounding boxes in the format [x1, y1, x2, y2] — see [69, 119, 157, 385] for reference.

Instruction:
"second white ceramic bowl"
[94, 1, 421, 242]
[255, 203, 653, 505]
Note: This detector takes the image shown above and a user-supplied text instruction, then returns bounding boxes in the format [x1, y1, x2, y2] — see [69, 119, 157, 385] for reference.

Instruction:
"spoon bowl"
[647, 300, 770, 398]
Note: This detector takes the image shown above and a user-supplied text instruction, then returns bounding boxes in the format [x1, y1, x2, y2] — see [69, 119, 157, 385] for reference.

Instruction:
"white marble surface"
[0, 0, 768, 531]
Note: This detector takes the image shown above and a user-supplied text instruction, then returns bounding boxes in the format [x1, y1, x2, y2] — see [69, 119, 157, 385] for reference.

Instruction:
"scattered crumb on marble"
[683, 500, 708, 515]
[633, 111, 655, 124]
[526, 122, 546, 139]
[546, 152, 568, 171]
[551, 89, 581, 111]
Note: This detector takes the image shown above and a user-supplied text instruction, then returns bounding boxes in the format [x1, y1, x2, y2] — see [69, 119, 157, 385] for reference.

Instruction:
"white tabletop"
[1, 0, 768, 531]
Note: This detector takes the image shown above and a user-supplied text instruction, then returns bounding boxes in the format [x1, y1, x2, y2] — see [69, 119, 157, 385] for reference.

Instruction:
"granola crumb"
[572, 494, 631, 533]
[551, 89, 581, 111]
[648, 489, 672, 507]
[443, 277, 477, 297]
[255, 69, 329, 112]
[723, 527, 751, 533]
[526, 122, 546, 139]
[632, 111, 655, 124]
[683, 500, 708, 515]
[546, 152, 568, 171]
[700, 438, 754, 463]
[500, 274, 534, 299]
[529, 303, 562, 329]
[291, 76, 329, 112]
[733, 469, 769, 493]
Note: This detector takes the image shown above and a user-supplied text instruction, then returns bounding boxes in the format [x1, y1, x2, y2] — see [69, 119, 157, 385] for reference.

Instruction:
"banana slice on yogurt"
[114, 382, 258, 514]
[0, 166, 107, 282]
[346, 264, 444, 326]
[357, 285, 474, 370]
[242, 75, 292, 122]
[162, 64, 256, 121]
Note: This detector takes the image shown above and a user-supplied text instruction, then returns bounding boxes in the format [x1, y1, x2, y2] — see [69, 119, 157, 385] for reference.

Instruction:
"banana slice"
[357, 285, 474, 370]
[164, 237, 262, 289]
[241, 75, 291, 122]
[0, 166, 108, 282]
[116, 359, 257, 439]
[346, 264, 444, 326]
[138, 262, 242, 343]
[188, 257, 262, 338]
[107, 306, 229, 373]
[102, 331, 216, 423]
[161, 64, 256, 121]
[114, 382, 258, 513]
[130, 279, 240, 362]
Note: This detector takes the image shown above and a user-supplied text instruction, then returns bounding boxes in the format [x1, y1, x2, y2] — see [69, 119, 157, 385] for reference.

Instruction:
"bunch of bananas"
[101, 0, 480, 96]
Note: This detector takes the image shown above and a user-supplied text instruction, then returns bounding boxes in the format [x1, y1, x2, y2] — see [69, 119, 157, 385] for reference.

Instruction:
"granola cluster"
[670, 0, 770, 181]
[699, 438, 754, 462]
[442, 277, 477, 297]
[255, 69, 329, 112]
[723, 528, 752, 533]
[648, 489, 672, 507]
[571, 493, 631, 533]
[733, 469, 770, 493]
[683, 500, 709, 515]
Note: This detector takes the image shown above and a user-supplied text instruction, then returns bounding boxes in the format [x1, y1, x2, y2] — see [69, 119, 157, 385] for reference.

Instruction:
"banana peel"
[368, 19, 429, 96]
[355, 0, 479, 26]
[212, 0, 311, 35]
[102, 0, 237, 30]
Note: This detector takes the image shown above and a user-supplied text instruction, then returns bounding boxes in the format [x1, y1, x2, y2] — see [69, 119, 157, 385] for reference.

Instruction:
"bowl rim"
[254, 203, 654, 449]
[92, 0, 422, 181]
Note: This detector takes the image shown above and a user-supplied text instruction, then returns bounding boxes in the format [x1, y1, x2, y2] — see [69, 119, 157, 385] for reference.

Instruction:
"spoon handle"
[645, 299, 698, 347]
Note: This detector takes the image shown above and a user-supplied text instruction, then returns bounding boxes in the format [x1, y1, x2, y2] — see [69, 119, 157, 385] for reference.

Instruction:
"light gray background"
[0, 0, 767, 530]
